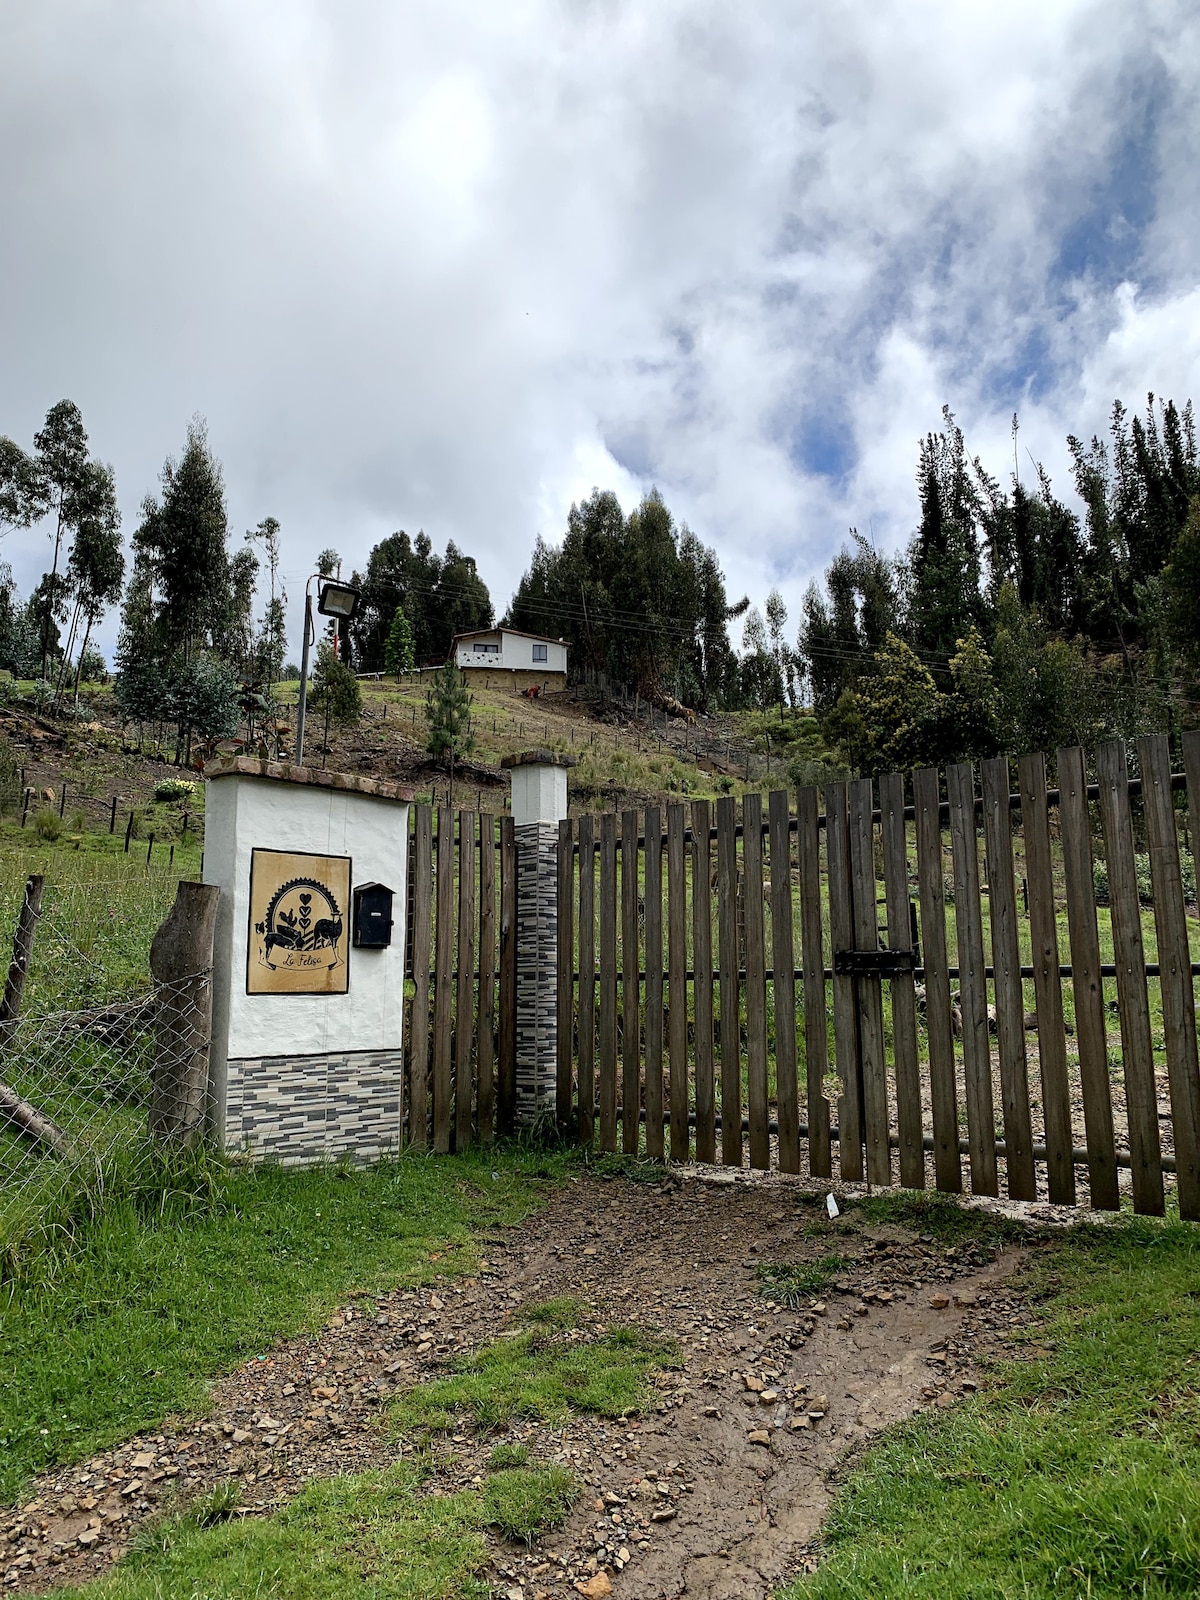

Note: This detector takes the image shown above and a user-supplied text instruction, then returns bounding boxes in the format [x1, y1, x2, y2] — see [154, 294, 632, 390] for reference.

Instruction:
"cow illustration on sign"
[247, 849, 352, 995]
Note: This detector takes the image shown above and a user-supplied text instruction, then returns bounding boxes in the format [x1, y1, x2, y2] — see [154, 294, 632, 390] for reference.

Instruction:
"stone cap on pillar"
[204, 756, 415, 802]
[499, 749, 578, 772]
[500, 749, 576, 827]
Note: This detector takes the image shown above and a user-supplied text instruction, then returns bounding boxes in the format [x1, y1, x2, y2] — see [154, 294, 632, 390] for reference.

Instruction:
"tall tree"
[58, 466, 124, 704]
[246, 517, 286, 687]
[906, 408, 985, 662]
[507, 488, 738, 706]
[796, 534, 897, 717]
[1068, 395, 1200, 656]
[349, 532, 492, 670]
[384, 607, 415, 678]
[129, 418, 231, 663]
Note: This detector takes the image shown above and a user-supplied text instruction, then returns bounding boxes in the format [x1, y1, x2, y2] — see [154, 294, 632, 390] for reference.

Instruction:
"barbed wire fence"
[0, 874, 217, 1270]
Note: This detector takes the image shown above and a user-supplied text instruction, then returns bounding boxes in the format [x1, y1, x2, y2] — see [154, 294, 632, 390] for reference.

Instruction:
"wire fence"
[0, 871, 210, 1268]
[0, 972, 214, 1267]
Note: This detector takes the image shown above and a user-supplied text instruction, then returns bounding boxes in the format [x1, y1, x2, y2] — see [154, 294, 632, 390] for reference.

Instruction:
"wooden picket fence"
[554, 732, 1200, 1218]
[403, 807, 517, 1151]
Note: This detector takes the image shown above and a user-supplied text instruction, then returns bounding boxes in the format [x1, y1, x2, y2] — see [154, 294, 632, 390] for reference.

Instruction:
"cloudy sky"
[1, 0, 1198, 660]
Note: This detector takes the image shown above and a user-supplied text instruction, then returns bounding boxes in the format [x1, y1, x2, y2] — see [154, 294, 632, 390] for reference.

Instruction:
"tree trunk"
[72, 612, 93, 710]
[148, 880, 220, 1145]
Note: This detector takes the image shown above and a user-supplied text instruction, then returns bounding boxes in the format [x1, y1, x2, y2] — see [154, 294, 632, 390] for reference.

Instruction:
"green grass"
[79, 1457, 577, 1599]
[0, 1147, 571, 1504]
[390, 1299, 679, 1436]
[756, 1254, 849, 1306]
[780, 1212, 1200, 1600]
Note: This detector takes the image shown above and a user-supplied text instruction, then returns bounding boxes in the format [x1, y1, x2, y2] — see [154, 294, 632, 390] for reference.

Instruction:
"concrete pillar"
[501, 749, 575, 1126]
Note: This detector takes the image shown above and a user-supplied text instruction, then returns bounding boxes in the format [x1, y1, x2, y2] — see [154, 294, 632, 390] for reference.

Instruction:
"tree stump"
[149, 880, 220, 1145]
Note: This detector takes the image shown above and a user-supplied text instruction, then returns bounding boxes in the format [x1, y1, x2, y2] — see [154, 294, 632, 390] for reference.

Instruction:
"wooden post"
[879, 771, 923, 1190]
[454, 810, 476, 1150]
[109, 795, 118, 833]
[407, 805, 434, 1147]
[621, 809, 641, 1155]
[947, 761, 999, 1198]
[796, 785, 831, 1178]
[716, 795, 741, 1166]
[0, 875, 45, 1053]
[1057, 745, 1118, 1209]
[556, 819, 575, 1133]
[1096, 740, 1164, 1215]
[432, 807, 454, 1153]
[914, 766, 961, 1193]
[577, 814, 596, 1146]
[0, 874, 69, 1157]
[742, 793, 770, 1170]
[643, 807, 665, 1159]
[148, 879, 220, 1144]
[124, 811, 134, 853]
[691, 799, 715, 1164]
[58, 783, 66, 818]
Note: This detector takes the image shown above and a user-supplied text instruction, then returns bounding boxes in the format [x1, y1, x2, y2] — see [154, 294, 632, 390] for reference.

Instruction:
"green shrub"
[153, 778, 196, 804]
[1093, 857, 1109, 905]
[33, 808, 63, 842]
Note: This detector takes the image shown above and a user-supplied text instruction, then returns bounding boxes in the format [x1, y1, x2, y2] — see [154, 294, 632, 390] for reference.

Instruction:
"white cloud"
[0, 0, 1196, 658]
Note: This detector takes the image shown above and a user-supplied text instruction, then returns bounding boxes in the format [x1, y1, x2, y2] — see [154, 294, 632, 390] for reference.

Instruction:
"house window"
[532, 643, 548, 662]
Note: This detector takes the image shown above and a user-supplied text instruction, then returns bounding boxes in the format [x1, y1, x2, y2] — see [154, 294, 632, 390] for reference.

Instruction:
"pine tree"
[424, 660, 475, 807]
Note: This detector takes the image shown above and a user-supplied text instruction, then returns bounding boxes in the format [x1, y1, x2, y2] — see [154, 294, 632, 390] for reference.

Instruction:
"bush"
[154, 778, 196, 804]
[33, 809, 63, 842]
[1093, 857, 1109, 905]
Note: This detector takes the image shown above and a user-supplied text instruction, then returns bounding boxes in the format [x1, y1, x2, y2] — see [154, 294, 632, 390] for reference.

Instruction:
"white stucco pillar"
[203, 758, 414, 1163]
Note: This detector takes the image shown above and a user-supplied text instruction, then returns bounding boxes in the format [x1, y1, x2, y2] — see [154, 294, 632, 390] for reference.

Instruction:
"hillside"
[0, 676, 833, 853]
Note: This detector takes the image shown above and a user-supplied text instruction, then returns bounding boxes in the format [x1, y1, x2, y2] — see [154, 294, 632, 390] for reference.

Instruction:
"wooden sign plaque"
[246, 848, 352, 995]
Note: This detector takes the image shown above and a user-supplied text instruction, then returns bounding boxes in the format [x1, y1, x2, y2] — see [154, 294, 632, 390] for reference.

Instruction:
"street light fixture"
[295, 574, 362, 766]
[316, 580, 361, 621]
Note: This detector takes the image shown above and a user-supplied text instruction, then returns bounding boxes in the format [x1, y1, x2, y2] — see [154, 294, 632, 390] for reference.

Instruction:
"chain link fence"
[0, 869, 212, 1272]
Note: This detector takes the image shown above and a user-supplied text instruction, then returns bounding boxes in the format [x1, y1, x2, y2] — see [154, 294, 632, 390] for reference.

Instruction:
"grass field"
[0, 1146, 573, 1504]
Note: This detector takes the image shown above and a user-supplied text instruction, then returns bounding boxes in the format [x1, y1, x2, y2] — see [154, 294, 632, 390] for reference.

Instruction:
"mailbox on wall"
[352, 882, 394, 948]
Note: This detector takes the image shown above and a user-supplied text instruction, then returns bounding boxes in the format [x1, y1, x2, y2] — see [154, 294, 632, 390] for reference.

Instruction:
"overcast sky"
[2, 0, 1198, 661]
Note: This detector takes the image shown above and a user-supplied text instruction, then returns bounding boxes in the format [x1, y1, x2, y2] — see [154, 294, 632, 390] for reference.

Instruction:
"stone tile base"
[224, 1049, 403, 1164]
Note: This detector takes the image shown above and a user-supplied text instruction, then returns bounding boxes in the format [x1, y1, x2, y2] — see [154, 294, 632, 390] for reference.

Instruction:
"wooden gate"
[403, 806, 517, 1151]
[556, 733, 1200, 1217]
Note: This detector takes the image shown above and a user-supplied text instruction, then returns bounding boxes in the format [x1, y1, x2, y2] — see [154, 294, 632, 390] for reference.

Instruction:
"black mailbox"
[352, 882, 394, 949]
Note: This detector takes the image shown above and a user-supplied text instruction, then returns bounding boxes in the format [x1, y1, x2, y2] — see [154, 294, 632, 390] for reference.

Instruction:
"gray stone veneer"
[514, 820, 560, 1125]
[224, 1049, 402, 1163]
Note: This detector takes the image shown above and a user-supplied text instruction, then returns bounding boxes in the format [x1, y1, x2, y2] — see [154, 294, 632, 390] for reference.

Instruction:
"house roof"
[452, 627, 567, 648]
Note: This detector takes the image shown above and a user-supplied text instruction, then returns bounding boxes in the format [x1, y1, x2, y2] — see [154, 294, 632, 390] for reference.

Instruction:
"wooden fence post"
[148, 880, 220, 1145]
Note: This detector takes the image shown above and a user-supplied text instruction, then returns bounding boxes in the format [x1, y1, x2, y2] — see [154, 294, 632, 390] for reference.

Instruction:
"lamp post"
[295, 575, 362, 766]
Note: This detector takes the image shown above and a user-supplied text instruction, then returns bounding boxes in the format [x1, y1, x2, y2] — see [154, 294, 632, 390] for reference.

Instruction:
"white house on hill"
[452, 628, 568, 691]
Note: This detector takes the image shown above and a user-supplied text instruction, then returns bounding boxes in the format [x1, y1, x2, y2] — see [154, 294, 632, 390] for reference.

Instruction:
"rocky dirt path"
[4, 1167, 1041, 1597]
